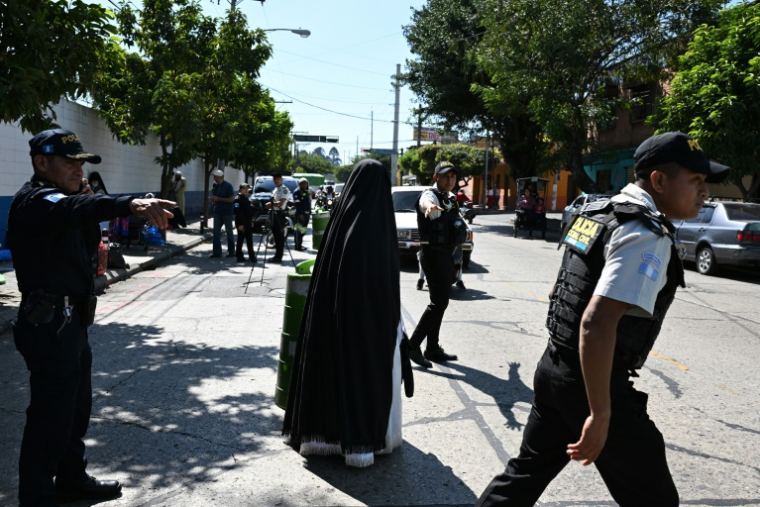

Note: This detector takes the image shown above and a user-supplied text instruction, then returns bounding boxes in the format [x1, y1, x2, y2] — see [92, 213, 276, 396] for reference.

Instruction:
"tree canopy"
[294, 153, 335, 174]
[1, 0, 115, 133]
[398, 144, 496, 187]
[650, 2, 760, 200]
[92, 0, 273, 214]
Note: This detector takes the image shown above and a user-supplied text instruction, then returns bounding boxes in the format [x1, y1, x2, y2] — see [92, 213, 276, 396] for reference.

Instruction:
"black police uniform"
[292, 187, 311, 250]
[7, 175, 134, 506]
[234, 193, 256, 262]
[476, 198, 685, 507]
[409, 186, 467, 356]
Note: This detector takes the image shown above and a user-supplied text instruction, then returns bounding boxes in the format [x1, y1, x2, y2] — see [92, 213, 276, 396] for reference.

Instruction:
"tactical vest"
[546, 199, 686, 370]
[417, 187, 468, 246]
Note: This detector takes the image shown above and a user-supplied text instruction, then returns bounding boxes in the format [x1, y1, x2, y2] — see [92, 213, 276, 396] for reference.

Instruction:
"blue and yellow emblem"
[563, 216, 604, 253]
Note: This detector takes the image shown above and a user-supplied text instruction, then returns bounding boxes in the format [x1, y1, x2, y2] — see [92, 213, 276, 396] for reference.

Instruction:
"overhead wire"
[273, 47, 391, 76]
[263, 84, 413, 125]
[260, 69, 390, 90]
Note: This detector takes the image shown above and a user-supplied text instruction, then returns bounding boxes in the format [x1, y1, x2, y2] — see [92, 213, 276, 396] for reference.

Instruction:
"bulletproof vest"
[417, 187, 468, 246]
[546, 199, 686, 370]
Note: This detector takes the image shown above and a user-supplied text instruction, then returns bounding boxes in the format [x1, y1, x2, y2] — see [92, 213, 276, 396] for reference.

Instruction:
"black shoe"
[424, 347, 458, 363]
[268, 256, 282, 263]
[226, 253, 236, 258]
[296, 246, 307, 251]
[56, 475, 122, 503]
[456, 280, 467, 291]
[209, 254, 222, 258]
[408, 347, 432, 368]
[236, 257, 246, 262]
[250, 257, 257, 263]
[416, 279, 424, 290]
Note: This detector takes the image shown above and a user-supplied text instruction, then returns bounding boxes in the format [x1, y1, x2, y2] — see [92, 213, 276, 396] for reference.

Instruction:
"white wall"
[0, 99, 247, 245]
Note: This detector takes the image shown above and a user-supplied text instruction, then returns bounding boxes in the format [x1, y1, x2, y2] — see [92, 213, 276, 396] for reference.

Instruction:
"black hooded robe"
[282, 159, 413, 467]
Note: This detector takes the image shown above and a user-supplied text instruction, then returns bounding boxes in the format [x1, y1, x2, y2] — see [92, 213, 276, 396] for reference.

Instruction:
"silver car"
[561, 194, 615, 231]
[675, 202, 760, 275]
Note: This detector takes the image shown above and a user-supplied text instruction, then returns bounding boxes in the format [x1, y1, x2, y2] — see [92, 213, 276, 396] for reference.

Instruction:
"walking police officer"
[476, 132, 730, 506]
[292, 178, 311, 251]
[7, 129, 175, 507]
[265, 172, 289, 262]
[408, 161, 468, 369]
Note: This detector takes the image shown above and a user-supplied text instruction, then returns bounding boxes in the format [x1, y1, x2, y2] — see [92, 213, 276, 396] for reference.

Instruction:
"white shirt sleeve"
[418, 190, 441, 220]
[593, 220, 673, 317]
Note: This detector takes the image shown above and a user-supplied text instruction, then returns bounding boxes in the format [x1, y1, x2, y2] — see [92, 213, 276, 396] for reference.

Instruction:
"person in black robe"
[283, 159, 413, 467]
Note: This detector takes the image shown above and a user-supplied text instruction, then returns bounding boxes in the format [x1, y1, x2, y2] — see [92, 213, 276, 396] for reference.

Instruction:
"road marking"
[501, 280, 548, 302]
[649, 350, 689, 371]
[714, 384, 741, 395]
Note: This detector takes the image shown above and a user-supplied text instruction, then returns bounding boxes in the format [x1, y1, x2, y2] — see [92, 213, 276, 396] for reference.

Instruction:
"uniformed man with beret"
[7, 129, 175, 507]
[408, 161, 468, 369]
[476, 132, 730, 506]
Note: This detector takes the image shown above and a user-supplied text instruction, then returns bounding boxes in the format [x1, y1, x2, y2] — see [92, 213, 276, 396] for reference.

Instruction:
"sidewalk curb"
[1, 233, 210, 336]
[93, 234, 208, 293]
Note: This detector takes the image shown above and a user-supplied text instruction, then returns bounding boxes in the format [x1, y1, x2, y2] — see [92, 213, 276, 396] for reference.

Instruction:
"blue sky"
[91, 0, 427, 165]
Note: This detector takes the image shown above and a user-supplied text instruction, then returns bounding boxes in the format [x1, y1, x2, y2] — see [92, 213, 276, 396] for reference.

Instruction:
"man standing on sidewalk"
[408, 161, 467, 369]
[8, 128, 174, 507]
[210, 169, 235, 258]
[476, 132, 730, 506]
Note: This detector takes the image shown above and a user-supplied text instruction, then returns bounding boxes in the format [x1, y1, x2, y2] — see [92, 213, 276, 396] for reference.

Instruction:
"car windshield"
[253, 178, 297, 193]
[723, 203, 760, 221]
[392, 191, 421, 212]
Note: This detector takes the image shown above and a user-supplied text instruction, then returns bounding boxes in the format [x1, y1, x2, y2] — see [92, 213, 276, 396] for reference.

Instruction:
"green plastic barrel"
[311, 211, 331, 250]
[275, 259, 316, 409]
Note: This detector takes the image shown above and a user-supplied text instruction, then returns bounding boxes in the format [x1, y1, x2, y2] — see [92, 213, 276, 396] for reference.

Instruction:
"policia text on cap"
[7, 128, 175, 506]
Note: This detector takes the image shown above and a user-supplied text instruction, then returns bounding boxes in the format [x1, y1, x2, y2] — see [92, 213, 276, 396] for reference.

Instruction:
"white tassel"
[300, 438, 341, 457]
[345, 452, 375, 468]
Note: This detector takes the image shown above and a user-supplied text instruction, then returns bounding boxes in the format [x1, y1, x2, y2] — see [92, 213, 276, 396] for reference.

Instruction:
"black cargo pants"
[14, 306, 92, 507]
[476, 341, 679, 507]
[410, 244, 456, 352]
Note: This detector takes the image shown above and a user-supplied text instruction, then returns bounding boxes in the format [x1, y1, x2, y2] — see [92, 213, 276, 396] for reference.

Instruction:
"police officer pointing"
[408, 161, 468, 369]
[8, 129, 174, 507]
[476, 132, 730, 506]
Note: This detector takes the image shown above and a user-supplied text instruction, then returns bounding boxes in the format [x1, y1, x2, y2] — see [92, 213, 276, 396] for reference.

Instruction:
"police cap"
[634, 132, 729, 183]
[434, 161, 457, 176]
[29, 129, 102, 164]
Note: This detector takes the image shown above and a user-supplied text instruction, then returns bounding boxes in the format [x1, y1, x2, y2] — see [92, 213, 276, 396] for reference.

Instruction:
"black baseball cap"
[434, 161, 457, 176]
[29, 129, 102, 164]
[634, 132, 729, 183]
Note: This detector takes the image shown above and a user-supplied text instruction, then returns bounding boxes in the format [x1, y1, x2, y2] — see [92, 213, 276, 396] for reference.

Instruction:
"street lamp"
[263, 28, 311, 38]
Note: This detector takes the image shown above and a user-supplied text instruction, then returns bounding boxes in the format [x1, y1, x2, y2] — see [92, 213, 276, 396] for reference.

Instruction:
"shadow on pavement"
[428, 362, 534, 431]
[450, 287, 496, 302]
[301, 442, 477, 507]
[0, 319, 281, 506]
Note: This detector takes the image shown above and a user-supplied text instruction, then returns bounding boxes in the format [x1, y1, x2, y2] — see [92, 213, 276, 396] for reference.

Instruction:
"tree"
[403, 0, 549, 181]
[400, 144, 496, 187]
[294, 153, 335, 174]
[650, 2, 760, 200]
[92, 0, 271, 203]
[1, 0, 115, 133]
[229, 102, 293, 178]
[328, 147, 342, 166]
[473, 0, 723, 192]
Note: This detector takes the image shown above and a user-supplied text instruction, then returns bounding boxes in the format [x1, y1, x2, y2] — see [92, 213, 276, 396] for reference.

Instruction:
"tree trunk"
[201, 161, 212, 233]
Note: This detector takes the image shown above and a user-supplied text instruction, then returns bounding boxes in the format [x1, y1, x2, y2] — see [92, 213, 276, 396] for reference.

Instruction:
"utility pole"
[370, 110, 374, 151]
[391, 64, 401, 186]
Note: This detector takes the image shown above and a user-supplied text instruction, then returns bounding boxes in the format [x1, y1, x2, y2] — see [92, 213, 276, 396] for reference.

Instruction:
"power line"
[263, 84, 413, 125]
[273, 47, 390, 76]
[261, 69, 390, 90]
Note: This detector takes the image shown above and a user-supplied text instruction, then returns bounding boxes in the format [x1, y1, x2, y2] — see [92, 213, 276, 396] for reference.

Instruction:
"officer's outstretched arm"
[567, 295, 629, 466]
[130, 198, 175, 229]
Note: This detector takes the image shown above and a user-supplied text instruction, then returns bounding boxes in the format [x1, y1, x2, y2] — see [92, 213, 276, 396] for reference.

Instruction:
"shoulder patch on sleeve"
[43, 192, 67, 203]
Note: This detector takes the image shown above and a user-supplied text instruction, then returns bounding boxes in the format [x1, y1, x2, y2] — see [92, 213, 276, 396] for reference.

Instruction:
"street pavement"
[0, 213, 758, 506]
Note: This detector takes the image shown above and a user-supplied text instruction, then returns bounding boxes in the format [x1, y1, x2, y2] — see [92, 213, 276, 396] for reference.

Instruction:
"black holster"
[21, 289, 56, 327]
[80, 295, 98, 327]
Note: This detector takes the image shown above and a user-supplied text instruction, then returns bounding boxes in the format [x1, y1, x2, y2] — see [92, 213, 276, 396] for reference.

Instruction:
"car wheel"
[696, 246, 717, 275]
[462, 252, 471, 268]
